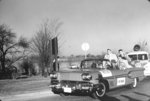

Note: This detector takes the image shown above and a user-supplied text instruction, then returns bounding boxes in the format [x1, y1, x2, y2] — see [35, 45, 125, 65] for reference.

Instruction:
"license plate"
[63, 87, 72, 93]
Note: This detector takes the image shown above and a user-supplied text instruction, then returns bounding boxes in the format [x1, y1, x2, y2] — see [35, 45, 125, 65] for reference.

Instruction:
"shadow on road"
[64, 93, 120, 101]
[134, 92, 150, 100]
[98, 95, 120, 101]
[121, 95, 141, 101]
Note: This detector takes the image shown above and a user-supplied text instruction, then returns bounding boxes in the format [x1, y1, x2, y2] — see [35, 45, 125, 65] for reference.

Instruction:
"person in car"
[104, 49, 118, 62]
[103, 49, 118, 69]
[118, 49, 132, 70]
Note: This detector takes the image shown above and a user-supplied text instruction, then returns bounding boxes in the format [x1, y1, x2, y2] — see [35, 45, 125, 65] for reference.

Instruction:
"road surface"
[2, 77, 150, 101]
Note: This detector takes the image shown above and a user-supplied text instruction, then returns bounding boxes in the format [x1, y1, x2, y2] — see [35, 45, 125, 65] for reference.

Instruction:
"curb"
[1, 90, 54, 101]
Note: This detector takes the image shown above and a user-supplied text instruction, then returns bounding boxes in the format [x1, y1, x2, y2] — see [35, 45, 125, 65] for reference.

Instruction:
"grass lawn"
[0, 76, 50, 97]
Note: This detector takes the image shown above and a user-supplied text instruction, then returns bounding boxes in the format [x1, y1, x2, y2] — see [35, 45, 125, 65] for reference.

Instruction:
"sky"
[0, 0, 150, 56]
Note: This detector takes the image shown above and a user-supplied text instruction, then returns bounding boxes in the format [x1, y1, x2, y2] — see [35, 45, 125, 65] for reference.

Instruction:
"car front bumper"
[49, 80, 94, 94]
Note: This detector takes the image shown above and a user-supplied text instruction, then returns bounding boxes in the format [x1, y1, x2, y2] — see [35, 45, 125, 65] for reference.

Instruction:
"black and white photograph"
[1, 0, 150, 101]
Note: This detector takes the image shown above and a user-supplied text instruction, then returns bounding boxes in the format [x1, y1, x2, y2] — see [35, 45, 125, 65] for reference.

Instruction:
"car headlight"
[81, 73, 92, 81]
[50, 73, 58, 79]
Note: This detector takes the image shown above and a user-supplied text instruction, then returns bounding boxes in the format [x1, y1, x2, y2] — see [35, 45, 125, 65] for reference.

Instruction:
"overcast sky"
[0, 0, 150, 56]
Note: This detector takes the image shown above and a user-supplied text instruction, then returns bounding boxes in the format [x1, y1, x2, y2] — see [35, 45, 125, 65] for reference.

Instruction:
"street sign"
[81, 42, 90, 59]
[81, 42, 90, 51]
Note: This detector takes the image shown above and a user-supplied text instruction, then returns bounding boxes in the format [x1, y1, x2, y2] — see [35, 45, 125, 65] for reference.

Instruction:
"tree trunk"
[42, 67, 44, 76]
[41, 64, 45, 76]
[1, 56, 6, 72]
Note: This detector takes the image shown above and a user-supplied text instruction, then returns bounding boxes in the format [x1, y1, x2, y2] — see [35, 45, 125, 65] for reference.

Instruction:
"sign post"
[81, 42, 90, 59]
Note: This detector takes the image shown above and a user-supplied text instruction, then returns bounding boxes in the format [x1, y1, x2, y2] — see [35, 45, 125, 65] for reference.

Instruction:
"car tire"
[130, 78, 138, 88]
[52, 88, 60, 94]
[92, 82, 106, 99]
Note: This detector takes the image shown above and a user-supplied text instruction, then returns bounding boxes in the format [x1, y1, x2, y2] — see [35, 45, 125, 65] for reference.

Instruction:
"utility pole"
[52, 37, 59, 71]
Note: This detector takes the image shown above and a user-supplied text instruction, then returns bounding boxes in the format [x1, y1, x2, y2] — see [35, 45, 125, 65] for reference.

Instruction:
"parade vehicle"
[49, 58, 145, 99]
[127, 44, 150, 76]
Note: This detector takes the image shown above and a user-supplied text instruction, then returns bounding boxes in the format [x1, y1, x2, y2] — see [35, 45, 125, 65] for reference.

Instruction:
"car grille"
[60, 80, 92, 88]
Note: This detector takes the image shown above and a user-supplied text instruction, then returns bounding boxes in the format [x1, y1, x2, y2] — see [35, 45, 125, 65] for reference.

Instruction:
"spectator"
[52, 59, 60, 71]
[118, 49, 132, 70]
[118, 49, 129, 60]
[103, 49, 118, 69]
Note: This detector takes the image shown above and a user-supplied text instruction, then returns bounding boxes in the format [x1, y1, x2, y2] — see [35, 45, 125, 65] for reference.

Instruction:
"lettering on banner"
[117, 77, 125, 86]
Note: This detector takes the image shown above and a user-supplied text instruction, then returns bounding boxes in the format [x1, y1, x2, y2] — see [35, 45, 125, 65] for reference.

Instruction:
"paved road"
[2, 77, 150, 101]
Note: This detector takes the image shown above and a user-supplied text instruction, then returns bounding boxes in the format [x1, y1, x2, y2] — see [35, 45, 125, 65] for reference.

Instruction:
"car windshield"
[138, 54, 148, 60]
[128, 54, 148, 61]
[128, 55, 137, 61]
[81, 59, 104, 69]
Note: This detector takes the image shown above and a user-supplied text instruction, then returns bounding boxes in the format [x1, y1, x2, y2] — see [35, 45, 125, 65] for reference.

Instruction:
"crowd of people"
[103, 49, 132, 70]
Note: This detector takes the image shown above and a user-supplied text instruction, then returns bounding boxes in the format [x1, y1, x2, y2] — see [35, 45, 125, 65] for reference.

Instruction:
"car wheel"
[92, 82, 106, 99]
[52, 88, 61, 94]
[130, 78, 137, 88]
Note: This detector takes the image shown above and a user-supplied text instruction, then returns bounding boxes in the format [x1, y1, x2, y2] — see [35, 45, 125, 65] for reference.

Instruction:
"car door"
[108, 69, 132, 89]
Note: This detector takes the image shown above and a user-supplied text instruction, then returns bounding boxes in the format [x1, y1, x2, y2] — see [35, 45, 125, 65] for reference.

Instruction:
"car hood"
[57, 69, 100, 81]
[57, 69, 116, 81]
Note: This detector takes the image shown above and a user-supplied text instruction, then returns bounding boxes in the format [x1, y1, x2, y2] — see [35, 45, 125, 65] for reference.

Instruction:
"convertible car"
[49, 58, 145, 99]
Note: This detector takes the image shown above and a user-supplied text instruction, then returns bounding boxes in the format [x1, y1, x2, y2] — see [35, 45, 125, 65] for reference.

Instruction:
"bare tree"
[31, 18, 63, 76]
[138, 40, 149, 51]
[0, 24, 29, 72]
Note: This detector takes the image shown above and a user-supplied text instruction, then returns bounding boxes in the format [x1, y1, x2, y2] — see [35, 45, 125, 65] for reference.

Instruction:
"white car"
[127, 51, 150, 76]
[69, 64, 79, 69]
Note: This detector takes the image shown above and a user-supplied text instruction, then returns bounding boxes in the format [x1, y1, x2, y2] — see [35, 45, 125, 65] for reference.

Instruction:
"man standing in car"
[118, 49, 132, 69]
[104, 49, 118, 62]
[103, 49, 118, 69]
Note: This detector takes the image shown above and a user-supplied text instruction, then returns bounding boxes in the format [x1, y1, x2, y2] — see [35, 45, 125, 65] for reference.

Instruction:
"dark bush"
[20, 58, 36, 76]
[0, 66, 18, 79]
